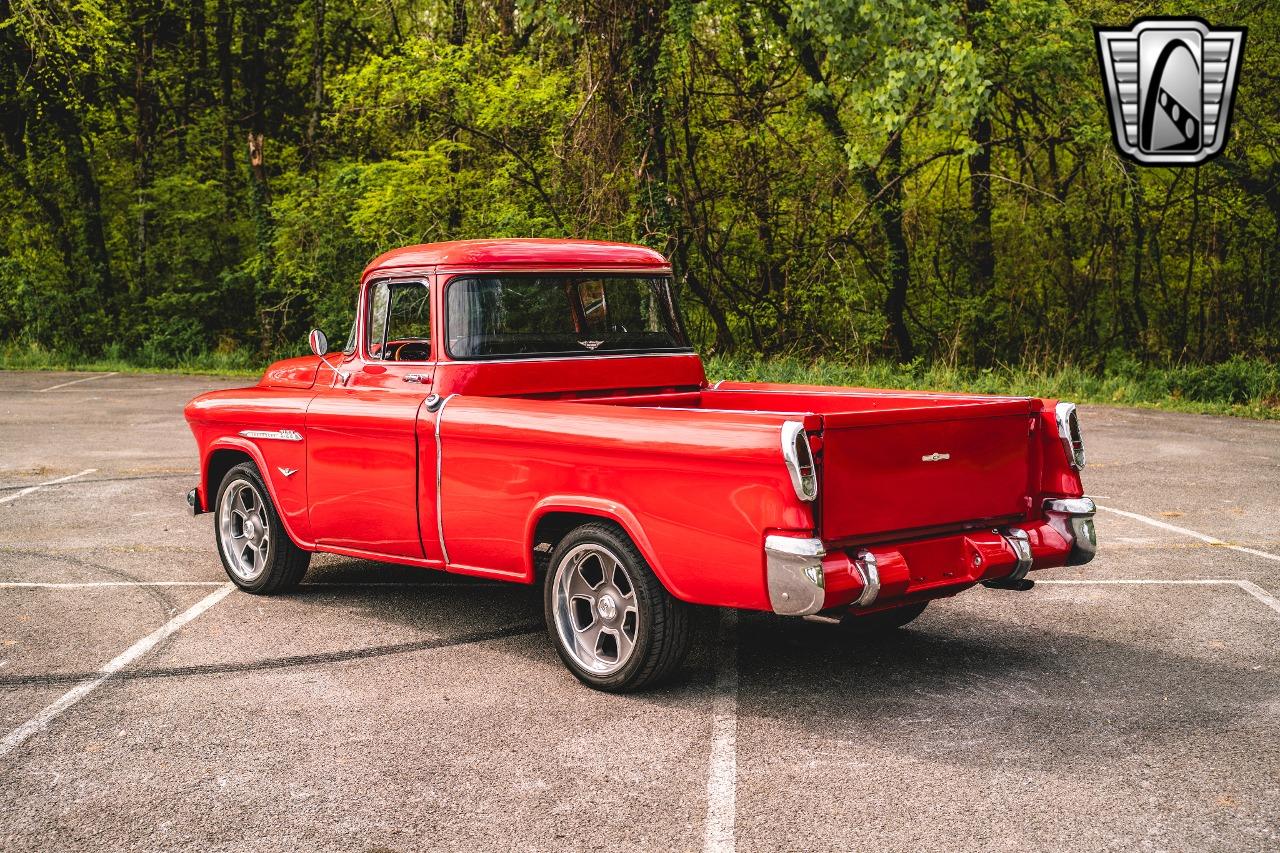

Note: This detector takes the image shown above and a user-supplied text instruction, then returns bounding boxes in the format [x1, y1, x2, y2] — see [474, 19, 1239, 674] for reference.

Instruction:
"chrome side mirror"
[308, 329, 329, 357]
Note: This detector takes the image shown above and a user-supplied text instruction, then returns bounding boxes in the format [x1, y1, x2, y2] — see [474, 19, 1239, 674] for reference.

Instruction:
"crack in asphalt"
[0, 622, 545, 688]
[0, 547, 544, 690]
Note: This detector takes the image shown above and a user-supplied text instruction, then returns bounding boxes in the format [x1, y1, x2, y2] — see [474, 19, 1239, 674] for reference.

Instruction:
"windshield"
[445, 274, 690, 359]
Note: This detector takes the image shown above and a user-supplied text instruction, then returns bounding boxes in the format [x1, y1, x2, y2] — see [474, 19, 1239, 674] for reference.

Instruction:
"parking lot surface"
[1, 370, 1278, 852]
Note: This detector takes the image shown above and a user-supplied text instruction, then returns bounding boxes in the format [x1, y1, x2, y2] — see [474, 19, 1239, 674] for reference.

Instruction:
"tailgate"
[819, 400, 1036, 542]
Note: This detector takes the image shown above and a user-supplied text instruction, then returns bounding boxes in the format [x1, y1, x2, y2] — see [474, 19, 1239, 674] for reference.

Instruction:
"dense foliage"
[2, 0, 1278, 369]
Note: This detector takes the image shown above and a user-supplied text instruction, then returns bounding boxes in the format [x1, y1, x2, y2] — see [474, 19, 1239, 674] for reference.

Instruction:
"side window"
[368, 280, 432, 361]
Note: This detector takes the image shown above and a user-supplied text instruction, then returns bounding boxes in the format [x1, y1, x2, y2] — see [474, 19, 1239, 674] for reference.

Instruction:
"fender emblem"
[239, 429, 303, 442]
[921, 452, 951, 463]
[278, 467, 298, 477]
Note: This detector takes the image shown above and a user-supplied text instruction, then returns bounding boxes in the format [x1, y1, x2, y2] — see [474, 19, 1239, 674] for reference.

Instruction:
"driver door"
[306, 276, 438, 560]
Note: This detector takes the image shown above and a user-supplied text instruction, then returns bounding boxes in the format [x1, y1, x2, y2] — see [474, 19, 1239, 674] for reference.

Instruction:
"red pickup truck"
[185, 239, 1097, 691]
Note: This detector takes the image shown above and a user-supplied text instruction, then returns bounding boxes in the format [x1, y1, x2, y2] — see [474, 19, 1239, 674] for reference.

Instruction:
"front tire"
[544, 522, 692, 692]
[214, 462, 310, 593]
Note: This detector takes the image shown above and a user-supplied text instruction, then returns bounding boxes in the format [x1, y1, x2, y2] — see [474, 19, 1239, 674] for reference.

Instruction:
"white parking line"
[1237, 580, 1280, 616]
[0, 584, 233, 759]
[0, 469, 97, 505]
[702, 610, 739, 853]
[1038, 578, 1280, 616]
[0, 581, 226, 588]
[0, 580, 504, 589]
[1097, 504, 1280, 564]
[34, 372, 117, 392]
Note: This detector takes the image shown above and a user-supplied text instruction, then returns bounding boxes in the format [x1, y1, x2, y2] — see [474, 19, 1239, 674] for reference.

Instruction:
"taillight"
[1055, 402, 1086, 470]
[781, 421, 818, 500]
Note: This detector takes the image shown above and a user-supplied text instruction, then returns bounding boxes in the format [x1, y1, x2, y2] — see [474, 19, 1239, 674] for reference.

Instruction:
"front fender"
[201, 435, 314, 549]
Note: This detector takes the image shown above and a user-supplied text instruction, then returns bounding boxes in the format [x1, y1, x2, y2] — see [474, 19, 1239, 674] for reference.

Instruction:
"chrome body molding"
[238, 428, 303, 442]
[780, 421, 818, 501]
[851, 550, 881, 608]
[1044, 496, 1098, 566]
[434, 394, 459, 565]
[764, 535, 826, 616]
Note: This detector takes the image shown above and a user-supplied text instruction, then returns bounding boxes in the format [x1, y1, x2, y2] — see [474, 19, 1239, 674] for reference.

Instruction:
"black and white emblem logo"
[1095, 18, 1245, 166]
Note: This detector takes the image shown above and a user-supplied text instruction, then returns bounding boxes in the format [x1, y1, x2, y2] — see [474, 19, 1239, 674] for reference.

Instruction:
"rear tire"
[839, 601, 929, 635]
[213, 462, 310, 594]
[544, 522, 692, 692]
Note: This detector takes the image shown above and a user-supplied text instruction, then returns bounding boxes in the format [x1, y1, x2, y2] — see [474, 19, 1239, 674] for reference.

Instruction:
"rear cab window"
[445, 274, 690, 359]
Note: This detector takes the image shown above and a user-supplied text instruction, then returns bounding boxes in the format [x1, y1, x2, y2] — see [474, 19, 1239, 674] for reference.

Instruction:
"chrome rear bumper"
[765, 497, 1098, 616]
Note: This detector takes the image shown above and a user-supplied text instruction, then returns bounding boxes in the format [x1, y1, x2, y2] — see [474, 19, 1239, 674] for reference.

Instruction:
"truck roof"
[362, 239, 671, 279]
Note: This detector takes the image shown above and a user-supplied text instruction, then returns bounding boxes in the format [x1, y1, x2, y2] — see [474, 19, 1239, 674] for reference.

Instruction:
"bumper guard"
[1043, 497, 1097, 566]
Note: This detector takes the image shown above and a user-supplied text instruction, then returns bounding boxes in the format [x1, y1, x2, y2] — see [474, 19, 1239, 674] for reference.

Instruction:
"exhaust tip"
[983, 577, 1035, 592]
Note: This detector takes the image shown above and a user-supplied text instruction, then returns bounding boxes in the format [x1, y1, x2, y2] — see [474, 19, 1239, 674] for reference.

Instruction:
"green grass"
[3, 342, 1276, 420]
[704, 354, 1280, 420]
[0, 342, 263, 378]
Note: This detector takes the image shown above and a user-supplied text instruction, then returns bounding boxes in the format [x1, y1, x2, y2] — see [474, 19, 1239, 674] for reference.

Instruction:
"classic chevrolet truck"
[185, 239, 1097, 691]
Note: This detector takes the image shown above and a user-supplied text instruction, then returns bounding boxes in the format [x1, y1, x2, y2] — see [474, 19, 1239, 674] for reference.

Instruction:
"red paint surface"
[185, 240, 1088, 612]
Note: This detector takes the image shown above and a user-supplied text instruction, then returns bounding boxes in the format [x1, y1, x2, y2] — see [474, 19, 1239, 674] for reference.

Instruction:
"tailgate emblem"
[921, 452, 951, 463]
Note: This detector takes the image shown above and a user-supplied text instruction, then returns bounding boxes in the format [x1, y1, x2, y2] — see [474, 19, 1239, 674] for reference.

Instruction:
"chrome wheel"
[218, 479, 271, 582]
[551, 543, 641, 676]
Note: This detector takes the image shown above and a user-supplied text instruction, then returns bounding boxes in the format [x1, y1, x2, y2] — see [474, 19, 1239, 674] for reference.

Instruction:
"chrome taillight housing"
[1055, 402, 1086, 470]
[781, 421, 818, 500]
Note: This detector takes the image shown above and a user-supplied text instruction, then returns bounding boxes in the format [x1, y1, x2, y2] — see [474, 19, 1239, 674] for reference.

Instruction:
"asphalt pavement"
[1, 369, 1277, 852]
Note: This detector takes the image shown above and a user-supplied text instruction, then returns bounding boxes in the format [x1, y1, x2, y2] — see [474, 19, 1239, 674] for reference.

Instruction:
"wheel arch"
[202, 437, 312, 548]
[525, 497, 686, 600]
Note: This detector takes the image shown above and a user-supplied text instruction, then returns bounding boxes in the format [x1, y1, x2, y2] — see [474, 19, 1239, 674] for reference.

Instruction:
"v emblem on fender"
[278, 467, 298, 478]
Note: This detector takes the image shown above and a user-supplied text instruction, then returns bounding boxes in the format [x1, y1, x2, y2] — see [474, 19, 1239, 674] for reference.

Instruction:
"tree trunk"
[963, 0, 995, 363]
[45, 96, 116, 310]
[244, 0, 275, 354]
[444, 0, 468, 232]
[966, 109, 995, 363]
[215, 0, 237, 204]
[304, 0, 326, 170]
[875, 135, 914, 362]
[1121, 160, 1148, 344]
[133, 0, 159, 295]
[495, 0, 515, 48]
[628, 0, 675, 259]
[765, 2, 914, 361]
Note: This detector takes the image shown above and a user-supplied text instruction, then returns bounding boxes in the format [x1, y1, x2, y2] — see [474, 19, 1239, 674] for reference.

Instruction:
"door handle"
[403, 373, 430, 384]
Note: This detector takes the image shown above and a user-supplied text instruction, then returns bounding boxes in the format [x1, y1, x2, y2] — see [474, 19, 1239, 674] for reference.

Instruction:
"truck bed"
[569, 381, 1042, 546]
